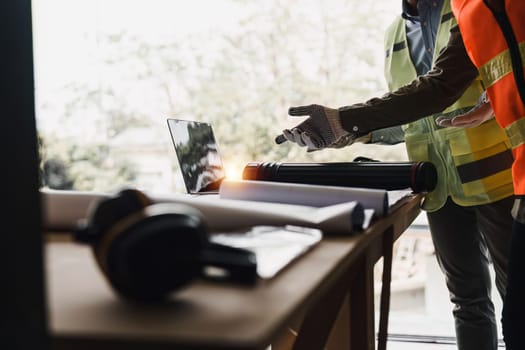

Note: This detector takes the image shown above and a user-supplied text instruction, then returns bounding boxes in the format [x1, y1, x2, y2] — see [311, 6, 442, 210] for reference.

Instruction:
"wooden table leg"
[291, 272, 350, 350]
[349, 255, 375, 350]
[377, 228, 394, 350]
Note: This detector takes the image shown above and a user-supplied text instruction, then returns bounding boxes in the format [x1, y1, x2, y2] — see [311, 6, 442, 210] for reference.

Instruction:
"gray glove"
[275, 104, 354, 152]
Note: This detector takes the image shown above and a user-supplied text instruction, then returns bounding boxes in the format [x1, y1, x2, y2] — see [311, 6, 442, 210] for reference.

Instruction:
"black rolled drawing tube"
[242, 161, 437, 193]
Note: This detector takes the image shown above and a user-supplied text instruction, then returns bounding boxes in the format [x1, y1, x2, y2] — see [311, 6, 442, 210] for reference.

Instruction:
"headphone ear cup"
[76, 188, 153, 243]
[95, 202, 209, 301]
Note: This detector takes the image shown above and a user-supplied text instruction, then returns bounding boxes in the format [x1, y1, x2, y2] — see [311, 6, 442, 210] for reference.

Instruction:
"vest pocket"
[405, 134, 448, 211]
[447, 120, 514, 196]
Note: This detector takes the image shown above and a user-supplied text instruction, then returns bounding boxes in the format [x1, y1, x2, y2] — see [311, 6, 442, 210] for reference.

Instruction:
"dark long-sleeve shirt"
[340, 25, 479, 136]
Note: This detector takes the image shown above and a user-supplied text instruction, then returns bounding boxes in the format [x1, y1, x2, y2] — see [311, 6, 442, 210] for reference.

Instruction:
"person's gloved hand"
[435, 97, 495, 128]
[275, 104, 354, 152]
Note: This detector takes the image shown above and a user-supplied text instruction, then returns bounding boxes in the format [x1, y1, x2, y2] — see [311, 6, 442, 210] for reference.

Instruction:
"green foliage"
[39, 133, 137, 192]
[37, 0, 405, 192]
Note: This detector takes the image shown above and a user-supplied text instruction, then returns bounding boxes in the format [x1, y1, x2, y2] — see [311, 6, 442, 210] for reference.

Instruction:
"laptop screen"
[167, 119, 226, 194]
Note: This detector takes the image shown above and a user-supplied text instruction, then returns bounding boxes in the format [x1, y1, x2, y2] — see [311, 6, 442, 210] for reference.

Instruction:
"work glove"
[275, 104, 354, 152]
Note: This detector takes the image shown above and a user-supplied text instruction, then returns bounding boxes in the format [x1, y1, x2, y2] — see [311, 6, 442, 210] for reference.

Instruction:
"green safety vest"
[384, 0, 514, 211]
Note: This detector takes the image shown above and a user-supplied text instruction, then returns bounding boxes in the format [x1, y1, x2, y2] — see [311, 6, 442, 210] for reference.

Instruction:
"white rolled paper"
[219, 180, 388, 217]
[42, 188, 365, 235]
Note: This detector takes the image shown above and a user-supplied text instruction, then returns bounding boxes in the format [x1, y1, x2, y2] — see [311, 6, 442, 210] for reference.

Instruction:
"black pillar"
[1, 0, 49, 349]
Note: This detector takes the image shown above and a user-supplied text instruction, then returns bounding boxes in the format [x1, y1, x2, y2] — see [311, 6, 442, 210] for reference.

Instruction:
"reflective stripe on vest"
[506, 117, 525, 148]
[452, 0, 525, 194]
[479, 41, 525, 89]
[384, 0, 513, 211]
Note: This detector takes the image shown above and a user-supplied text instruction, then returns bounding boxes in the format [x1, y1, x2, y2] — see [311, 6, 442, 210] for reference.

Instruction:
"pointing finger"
[275, 134, 288, 144]
[288, 105, 313, 117]
[282, 129, 294, 141]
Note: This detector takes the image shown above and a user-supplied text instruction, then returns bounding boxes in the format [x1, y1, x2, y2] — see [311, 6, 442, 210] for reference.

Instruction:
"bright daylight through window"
[32, 0, 501, 345]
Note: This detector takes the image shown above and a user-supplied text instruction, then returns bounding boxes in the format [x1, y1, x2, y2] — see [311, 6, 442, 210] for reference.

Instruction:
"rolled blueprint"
[219, 180, 389, 217]
[42, 189, 365, 235]
[242, 161, 437, 193]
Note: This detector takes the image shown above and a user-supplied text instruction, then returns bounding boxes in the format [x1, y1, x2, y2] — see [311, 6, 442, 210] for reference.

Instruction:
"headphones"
[74, 189, 257, 302]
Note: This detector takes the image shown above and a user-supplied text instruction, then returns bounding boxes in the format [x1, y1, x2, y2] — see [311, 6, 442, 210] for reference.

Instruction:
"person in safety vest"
[275, 0, 524, 348]
[358, 0, 513, 349]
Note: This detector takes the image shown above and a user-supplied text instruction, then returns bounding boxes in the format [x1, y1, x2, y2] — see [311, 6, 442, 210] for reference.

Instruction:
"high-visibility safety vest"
[452, 0, 525, 196]
[384, 0, 514, 211]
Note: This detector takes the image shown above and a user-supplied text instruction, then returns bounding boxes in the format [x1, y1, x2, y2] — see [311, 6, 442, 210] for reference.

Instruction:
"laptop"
[167, 118, 226, 194]
[167, 118, 322, 279]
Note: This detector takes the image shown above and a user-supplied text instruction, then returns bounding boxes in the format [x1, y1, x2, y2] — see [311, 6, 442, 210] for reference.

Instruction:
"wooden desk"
[46, 194, 422, 350]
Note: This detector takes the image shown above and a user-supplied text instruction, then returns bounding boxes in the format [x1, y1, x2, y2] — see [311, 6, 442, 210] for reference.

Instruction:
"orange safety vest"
[451, 0, 525, 195]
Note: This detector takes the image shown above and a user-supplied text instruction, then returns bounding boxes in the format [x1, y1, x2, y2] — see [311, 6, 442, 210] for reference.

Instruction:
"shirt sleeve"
[339, 25, 479, 136]
[370, 126, 405, 145]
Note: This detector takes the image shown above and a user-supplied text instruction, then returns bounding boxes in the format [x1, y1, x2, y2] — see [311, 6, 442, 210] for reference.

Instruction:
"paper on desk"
[210, 225, 323, 279]
[219, 179, 389, 217]
[42, 189, 365, 235]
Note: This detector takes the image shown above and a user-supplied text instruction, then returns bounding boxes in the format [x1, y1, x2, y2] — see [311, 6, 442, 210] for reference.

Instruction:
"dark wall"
[0, 0, 49, 349]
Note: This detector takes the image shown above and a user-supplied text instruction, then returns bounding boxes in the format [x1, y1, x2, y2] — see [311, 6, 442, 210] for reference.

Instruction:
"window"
[33, 0, 406, 193]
